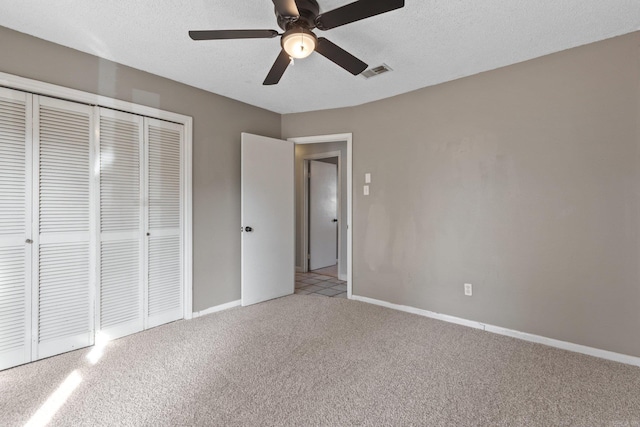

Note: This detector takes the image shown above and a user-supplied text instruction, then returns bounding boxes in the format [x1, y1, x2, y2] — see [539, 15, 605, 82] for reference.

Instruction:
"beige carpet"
[1, 295, 639, 426]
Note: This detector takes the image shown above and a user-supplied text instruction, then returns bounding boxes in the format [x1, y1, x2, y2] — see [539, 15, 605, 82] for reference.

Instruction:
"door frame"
[288, 134, 353, 298]
[302, 152, 341, 275]
[0, 70, 194, 321]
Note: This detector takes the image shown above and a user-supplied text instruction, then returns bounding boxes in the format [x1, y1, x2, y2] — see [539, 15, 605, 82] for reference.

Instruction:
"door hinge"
[307, 254, 311, 259]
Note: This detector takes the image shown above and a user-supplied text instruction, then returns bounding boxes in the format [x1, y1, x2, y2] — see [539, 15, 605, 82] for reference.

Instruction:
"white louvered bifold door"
[33, 96, 95, 360]
[97, 109, 144, 340]
[145, 118, 183, 328]
[0, 88, 32, 371]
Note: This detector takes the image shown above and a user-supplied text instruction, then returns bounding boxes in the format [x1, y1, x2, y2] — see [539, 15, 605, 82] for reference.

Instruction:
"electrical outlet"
[464, 283, 473, 296]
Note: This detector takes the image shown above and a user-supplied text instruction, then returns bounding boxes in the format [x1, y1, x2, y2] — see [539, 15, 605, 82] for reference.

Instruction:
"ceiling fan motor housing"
[277, 0, 320, 30]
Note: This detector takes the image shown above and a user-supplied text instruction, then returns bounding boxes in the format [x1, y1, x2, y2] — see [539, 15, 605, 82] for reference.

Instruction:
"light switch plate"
[365, 173, 371, 184]
[464, 283, 473, 296]
[364, 185, 370, 196]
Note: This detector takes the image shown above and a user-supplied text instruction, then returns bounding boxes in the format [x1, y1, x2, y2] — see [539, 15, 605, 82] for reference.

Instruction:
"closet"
[0, 87, 186, 370]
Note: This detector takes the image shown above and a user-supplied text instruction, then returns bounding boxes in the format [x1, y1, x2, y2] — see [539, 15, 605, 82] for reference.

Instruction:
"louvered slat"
[148, 235, 181, 317]
[38, 243, 89, 342]
[0, 246, 26, 352]
[146, 119, 183, 328]
[0, 89, 30, 371]
[35, 97, 93, 360]
[100, 116, 140, 232]
[100, 240, 141, 330]
[148, 126, 181, 230]
[0, 98, 26, 236]
[98, 110, 143, 339]
[39, 104, 90, 234]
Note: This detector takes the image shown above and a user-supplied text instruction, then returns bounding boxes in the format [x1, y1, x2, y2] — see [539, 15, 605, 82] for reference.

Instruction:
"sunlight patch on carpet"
[24, 370, 82, 427]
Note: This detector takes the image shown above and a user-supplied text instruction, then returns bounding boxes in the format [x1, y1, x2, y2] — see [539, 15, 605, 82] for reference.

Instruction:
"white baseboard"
[192, 300, 241, 318]
[338, 273, 347, 281]
[295, 266, 305, 273]
[350, 295, 640, 368]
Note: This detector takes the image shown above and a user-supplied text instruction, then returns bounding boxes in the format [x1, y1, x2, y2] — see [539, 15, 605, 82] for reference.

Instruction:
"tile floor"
[309, 264, 338, 278]
[295, 271, 348, 298]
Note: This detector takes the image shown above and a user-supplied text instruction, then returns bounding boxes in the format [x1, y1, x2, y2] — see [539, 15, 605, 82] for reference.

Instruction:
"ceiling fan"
[189, 0, 405, 85]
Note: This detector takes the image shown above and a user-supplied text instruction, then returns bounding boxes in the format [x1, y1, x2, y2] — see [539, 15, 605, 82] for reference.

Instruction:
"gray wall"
[0, 26, 281, 311]
[295, 143, 347, 278]
[2, 24, 639, 359]
[283, 32, 640, 358]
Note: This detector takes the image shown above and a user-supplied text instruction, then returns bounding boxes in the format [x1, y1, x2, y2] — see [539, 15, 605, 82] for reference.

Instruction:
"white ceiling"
[0, 1, 639, 114]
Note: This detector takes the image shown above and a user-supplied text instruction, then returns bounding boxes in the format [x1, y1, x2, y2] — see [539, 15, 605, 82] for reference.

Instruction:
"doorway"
[307, 155, 340, 274]
[240, 133, 351, 306]
[295, 155, 345, 297]
[289, 134, 353, 298]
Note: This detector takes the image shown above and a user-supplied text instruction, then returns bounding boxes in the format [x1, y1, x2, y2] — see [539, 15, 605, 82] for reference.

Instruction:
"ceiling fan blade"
[315, 38, 367, 75]
[315, 0, 405, 30]
[272, 0, 300, 18]
[189, 30, 280, 40]
[263, 49, 291, 85]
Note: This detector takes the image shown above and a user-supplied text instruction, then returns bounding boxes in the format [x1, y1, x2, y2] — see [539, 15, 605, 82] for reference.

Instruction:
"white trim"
[347, 138, 352, 298]
[192, 300, 241, 318]
[351, 295, 640, 368]
[295, 266, 305, 272]
[288, 134, 353, 298]
[301, 150, 342, 273]
[30, 94, 40, 360]
[24, 91, 34, 366]
[92, 107, 102, 335]
[142, 117, 150, 329]
[350, 295, 486, 330]
[183, 118, 194, 320]
[88, 104, 97, 348]
[0, 71, 190, 125]
[0, 70, 194, 323]
[482, 324, 640, 367]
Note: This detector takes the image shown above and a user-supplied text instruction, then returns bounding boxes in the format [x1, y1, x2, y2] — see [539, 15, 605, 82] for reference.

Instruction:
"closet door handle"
[146, 232, 150, 236]
[25, 239, 33, 244]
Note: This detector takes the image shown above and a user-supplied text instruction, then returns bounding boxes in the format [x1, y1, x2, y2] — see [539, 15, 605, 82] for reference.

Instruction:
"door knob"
[332, 219, 338, 223]
[245, 226, 253, 232]
[25, 239, 33, 244]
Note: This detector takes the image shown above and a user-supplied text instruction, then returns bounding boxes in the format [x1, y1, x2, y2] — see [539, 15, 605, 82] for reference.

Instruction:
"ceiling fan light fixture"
[281, 27, 317, 59]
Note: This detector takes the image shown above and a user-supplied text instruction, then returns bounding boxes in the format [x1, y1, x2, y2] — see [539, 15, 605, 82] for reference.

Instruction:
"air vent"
[361, 64, 393, 79]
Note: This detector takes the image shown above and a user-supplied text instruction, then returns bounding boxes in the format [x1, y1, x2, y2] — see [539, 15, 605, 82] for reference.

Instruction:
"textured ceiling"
[0, 0, 639, 114]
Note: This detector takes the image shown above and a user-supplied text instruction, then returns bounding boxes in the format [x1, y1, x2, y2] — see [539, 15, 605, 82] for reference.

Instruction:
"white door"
[309, 160, 338, 271]
[33, 96, 95, 360]
[0, 88, 32, 371]
[145, 118, 184, 328]
[97, 108, 144, 340]
[241, 133, 294, 306]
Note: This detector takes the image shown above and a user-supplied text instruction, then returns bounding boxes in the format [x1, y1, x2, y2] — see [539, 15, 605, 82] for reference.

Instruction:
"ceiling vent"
[361, 64, 393, 79]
